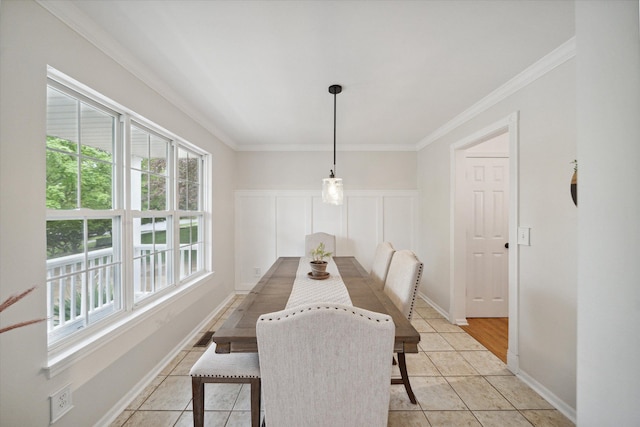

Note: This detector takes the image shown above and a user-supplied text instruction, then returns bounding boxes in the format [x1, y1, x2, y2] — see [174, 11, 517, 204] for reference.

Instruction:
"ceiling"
[41, 0, 575, 151]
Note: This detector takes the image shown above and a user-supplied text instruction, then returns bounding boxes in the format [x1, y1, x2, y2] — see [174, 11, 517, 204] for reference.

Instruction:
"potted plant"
[309, 242, 332, 277]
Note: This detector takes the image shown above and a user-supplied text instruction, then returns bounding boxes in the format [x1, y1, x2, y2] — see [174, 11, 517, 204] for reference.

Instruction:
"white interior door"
[465, 156, 509, 317]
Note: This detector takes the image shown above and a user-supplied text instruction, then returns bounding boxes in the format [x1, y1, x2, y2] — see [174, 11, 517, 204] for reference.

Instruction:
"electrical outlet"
[50, 384, 73, 423]
[254, 267, 261, 277]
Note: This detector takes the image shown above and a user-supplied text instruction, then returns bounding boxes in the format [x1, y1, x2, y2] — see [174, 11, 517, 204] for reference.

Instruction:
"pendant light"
[322, 84, 343, 205]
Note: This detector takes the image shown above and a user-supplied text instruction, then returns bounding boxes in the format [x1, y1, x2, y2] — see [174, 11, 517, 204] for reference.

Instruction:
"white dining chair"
[304, 232, 336, 257]
[369, 241, 395, 287]
[256, 303, 395, 427]
[190, 342, 261, 427]
[384, 250, 423, 404]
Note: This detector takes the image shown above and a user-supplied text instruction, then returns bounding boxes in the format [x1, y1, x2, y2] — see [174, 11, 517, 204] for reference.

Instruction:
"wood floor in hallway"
[461, 317, 508, 363]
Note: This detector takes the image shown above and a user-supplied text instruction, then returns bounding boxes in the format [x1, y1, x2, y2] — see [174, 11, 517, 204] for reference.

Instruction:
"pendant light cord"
[333, 90, 337, 176]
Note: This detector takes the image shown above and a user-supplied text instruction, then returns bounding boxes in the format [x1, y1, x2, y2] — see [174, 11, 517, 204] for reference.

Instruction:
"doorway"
[449, 112, 519, 371]
[464, 140, 509, 317]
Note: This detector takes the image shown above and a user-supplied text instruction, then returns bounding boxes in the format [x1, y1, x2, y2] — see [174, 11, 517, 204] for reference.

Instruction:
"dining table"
[213, 256, 421, 355]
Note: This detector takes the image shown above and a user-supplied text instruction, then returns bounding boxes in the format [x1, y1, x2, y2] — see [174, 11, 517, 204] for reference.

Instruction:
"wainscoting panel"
[346, 196, 381, 270]
[235, 190, 418, 291]
[276, 196, 310, 257]
[311, 196, 343, 245]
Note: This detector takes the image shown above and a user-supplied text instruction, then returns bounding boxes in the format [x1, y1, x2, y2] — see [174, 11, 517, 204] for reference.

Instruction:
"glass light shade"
[322, 177, 343, 205]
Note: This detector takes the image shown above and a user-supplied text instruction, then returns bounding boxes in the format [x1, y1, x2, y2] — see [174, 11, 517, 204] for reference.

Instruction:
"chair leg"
[391, 352, 417, 404]
[250, 378, 261, 427]
[192, 377, 205, 427]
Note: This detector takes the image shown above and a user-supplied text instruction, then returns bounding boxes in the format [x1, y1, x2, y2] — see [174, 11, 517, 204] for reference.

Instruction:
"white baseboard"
[417, 291, 450, 319]
[516, 369, 577, 424]
[507, 349, 519, 373]
[95, 292, 236, 427]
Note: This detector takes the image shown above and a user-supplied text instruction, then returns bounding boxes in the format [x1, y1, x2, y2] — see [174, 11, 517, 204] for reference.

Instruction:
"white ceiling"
[41, 0, 575, 151]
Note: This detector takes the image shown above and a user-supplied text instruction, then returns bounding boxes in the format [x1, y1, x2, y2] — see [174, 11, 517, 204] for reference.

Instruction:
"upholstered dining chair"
[304, 232, 336, 257]
[384, 250, 423, 404]
[256, 303, 395, 427]
[190, 342, 261, 427]
[369, 241, 395, 287]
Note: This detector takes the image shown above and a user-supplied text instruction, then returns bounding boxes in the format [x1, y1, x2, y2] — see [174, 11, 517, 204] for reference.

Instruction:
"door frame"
[449, 111, 520, 372]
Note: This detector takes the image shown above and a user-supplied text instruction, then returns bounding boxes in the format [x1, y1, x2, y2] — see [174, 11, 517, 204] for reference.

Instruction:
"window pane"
[179, 216, 195, 244]
[178, 181, 188, 210]
[47, 87, 78, 149]
[131, 126, 149, 170]
[133, 216, 172, 301]
[177, 148, 201, 211]
[179, 215, 201, 279]
[187, 183, 199, 210]
[140, 173, 149, 211]
[88, 218, 113, 253]
[177, 148, 189, 181]
[150, 135, 167, 174]
[155, 251, 171, 290]
[154, 217, 168, 244]
[188, 158, 200, 184]
[80, 103, 114, 162]
[47, 219, 84, 260]
[148, 175, 167, 211]
[81, 158, 113, 209]
[46, 148, 78, 209]
[48, 273, 84, 328]
[131, 126, 169, 211]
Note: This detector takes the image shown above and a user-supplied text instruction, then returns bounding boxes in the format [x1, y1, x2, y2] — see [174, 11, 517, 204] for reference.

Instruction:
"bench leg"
[192, 377, 205, 427]
[391, 352, 417, 404]
[250, 378, 261, 427]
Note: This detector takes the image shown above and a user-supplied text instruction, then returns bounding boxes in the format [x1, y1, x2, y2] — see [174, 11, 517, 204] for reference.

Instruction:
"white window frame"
[46, 68, 211, 362]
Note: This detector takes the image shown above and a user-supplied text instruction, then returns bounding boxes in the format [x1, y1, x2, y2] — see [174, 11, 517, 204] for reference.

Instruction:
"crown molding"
[416, 37, 576, 151]
[36, 0, 238, 151]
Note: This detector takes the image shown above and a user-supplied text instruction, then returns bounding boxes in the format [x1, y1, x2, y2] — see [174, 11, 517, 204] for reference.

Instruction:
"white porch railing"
[46, 245, 198, 336]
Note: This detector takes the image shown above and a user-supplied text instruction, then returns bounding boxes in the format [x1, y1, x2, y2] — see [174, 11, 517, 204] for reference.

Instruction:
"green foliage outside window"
[46, 136, 113, 258]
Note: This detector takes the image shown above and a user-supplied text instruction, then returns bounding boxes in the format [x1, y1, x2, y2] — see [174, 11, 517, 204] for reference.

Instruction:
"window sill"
[45, 271, 213, 379]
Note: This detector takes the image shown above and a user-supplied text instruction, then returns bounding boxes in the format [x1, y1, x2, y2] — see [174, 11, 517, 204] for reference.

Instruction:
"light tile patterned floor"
[110, 296, 574, 427]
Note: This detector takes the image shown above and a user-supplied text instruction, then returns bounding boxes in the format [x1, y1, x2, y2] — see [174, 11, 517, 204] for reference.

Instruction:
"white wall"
[236, 151, 417, 190]
[576, 1, 640, 424]
[417, 56, 578, 415]
[0, 1, 236, 425]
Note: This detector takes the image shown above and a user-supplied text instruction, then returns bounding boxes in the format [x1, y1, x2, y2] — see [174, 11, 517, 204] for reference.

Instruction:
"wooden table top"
[213, 256, 421, 354]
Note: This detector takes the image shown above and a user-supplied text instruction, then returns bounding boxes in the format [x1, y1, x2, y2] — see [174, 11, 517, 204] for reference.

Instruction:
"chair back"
[256, 303, 394, 427]
[304, 232, 336, 257]
[384, 250, 423, 321]
[370, 242, 395, 287]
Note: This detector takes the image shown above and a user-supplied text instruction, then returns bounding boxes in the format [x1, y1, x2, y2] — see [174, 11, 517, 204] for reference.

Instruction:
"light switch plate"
[517, 227, 531, 246]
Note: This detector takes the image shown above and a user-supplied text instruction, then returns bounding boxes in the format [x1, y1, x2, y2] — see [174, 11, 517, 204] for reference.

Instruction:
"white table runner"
[285, 257, 353, 309]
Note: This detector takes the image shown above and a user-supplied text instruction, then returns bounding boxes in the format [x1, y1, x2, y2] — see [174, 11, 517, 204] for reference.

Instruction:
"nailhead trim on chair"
[407, 257, 423, 321]
[258, 304, 393, 323]
[194, 373, 260, 378]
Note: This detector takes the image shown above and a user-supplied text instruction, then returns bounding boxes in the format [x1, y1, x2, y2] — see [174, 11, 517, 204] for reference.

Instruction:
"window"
[46, 73, 208, 347]
[130, 124, 173, 302]
[177, 147, 204, 279]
